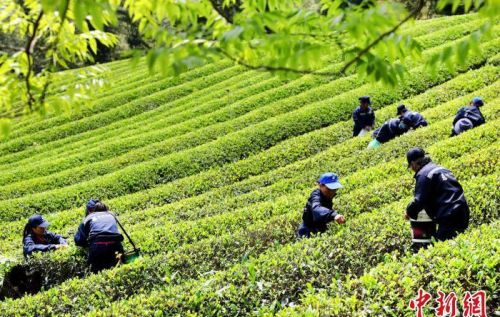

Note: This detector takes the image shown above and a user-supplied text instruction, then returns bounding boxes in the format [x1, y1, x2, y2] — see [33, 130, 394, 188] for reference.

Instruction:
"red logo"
[436, 291, 458, 317]
[409, 288, 432, 317]
[409, 289, 488, 317]
[463, 291, 487, 317]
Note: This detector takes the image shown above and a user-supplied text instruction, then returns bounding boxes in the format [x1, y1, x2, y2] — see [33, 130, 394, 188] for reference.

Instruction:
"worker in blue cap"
[451, 97, 485, 136]
[352, 96, 375, 137]
[298, 173, 346, 238]
[74, 199, 124, 272]
[397, 104, 428, 129]
[404, 148, 470, 242]
[23, 215, 67, 257]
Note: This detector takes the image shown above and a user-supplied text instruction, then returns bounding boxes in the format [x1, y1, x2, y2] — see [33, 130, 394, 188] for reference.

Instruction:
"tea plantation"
[0, 13, 498, 316]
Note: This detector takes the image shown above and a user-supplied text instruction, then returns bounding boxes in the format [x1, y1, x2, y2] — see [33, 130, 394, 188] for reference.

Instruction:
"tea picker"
[397, 104, 428, 129]
[352, 96, 376, 137]
[297, 173, 346, 238]
[0, 215, 69, 299]
[22, 214, 68, 257]
[367, 118, 408, 149]
[75, 199, 140, 273]
[404, 148, 470, 244]
[451, 97, 486, 136]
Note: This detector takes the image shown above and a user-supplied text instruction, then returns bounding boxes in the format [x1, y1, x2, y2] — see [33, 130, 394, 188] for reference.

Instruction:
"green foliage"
[0, 13, 476, 141]
[122, 0, 499, 87]
[1, 1, 499, 122]
[0, 0, 118, 125]
[275, 220, 500, 316]
[0, 56, 498, 314]
[0, 23, 498, 221]
[1, 117, 498, 316]
[0, 14, 481, 162]
[0, 13, 497, 317]
[76, 173, 498, 317]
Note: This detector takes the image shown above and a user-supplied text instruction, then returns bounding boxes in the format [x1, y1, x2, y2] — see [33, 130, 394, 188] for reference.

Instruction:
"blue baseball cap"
[318, 173, 343, 190]
[86, 199, 99, 213]
[359, 96, 371, 105]
[28, 214, 49, 228]
[472, 97, 483, 106]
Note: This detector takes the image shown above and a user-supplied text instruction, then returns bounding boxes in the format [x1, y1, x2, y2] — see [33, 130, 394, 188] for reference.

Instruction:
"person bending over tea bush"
[74, 200, 124, 273]
[397, 104, 428, 129]
[451, 97, 486, 136]
[298, 173, 346, 238]
[23, 214, 67, 257]
[405, 148, 470, 242]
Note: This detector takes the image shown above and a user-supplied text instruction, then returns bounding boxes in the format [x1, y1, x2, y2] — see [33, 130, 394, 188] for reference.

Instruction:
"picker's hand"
[334, 214, 346, 224]
[404, 213, 410, 221]
[55, 244, 68, 249]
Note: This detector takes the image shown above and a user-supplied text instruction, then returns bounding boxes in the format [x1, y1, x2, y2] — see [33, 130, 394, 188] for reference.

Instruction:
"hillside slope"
[0, 13, 498, 316]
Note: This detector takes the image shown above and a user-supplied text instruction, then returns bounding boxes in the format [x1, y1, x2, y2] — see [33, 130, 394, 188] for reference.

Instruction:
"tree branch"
[208, 0, 242, 24]
[339, 0, 425, 73]
[39, 0, 70, 107]
[214, 1, 424, 78]
[288, 32, 337, 39]
[24, 10, 44, 112]
[215, 47, 341, 76]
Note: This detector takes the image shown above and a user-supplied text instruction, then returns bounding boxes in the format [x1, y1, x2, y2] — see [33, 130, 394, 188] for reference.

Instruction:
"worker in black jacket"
[23, 215, 67, 257]
[397, 104, 428, 129]
[368, 118, 409, 149]
[405, 148, 470, 241]
[74, 200, 124, 272]
[298, 173, 346, 238]
[451, 97, 485, 136]
[352, 96, 375, 136]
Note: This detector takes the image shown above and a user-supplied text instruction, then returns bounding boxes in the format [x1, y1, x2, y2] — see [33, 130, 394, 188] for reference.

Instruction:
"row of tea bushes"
[273, 220, 499, 316]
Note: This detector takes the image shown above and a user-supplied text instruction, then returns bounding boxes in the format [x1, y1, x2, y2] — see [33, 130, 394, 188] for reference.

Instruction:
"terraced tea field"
[0, 13, 498, 316]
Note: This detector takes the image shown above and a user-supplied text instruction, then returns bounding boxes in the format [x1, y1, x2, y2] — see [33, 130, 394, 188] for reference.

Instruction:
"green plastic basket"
[122, 249, 141, 264]
[367, 139, 381, 149]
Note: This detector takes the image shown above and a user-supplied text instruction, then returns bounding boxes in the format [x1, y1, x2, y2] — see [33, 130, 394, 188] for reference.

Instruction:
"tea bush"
[0, 13, 497, 317]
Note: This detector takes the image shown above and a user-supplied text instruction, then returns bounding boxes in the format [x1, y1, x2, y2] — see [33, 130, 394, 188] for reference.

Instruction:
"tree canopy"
[0, 0, 498, 133]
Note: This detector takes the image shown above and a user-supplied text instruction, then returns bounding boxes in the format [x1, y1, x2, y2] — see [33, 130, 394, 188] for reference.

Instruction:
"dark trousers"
[435, 207, 470, 242]
[297, 223, 324, 238]
[353, 125, 363, 137]
[88, 241, 124, 273]
[410, 242, 431, 254]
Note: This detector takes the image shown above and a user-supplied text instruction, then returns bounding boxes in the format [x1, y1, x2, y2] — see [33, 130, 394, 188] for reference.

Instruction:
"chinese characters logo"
[409, 288, 487, 317]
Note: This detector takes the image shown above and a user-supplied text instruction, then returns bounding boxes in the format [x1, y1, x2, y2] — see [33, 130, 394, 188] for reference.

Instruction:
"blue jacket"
[372, 118, 408, 143]
[301, 189, 338, 233]
[406, 162, 469, 223]
[74, 212, 123, 247]
[401, 111, 428, 129]
[352, 106, 375, 136]
[23, 232, 67, 256]
[453, 106, 485, 127]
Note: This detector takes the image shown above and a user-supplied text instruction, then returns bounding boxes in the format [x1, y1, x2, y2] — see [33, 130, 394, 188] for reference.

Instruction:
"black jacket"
[401, 111, 428, 129]
[406, 162, 469, 223]
[453, 106, 485, 127]
[372, 118, 408, 143]
[301, 189, 338, 233]
[352, 106, 375, 136]
[23, 232, 67, 256]
[74, 212, 123, 247]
